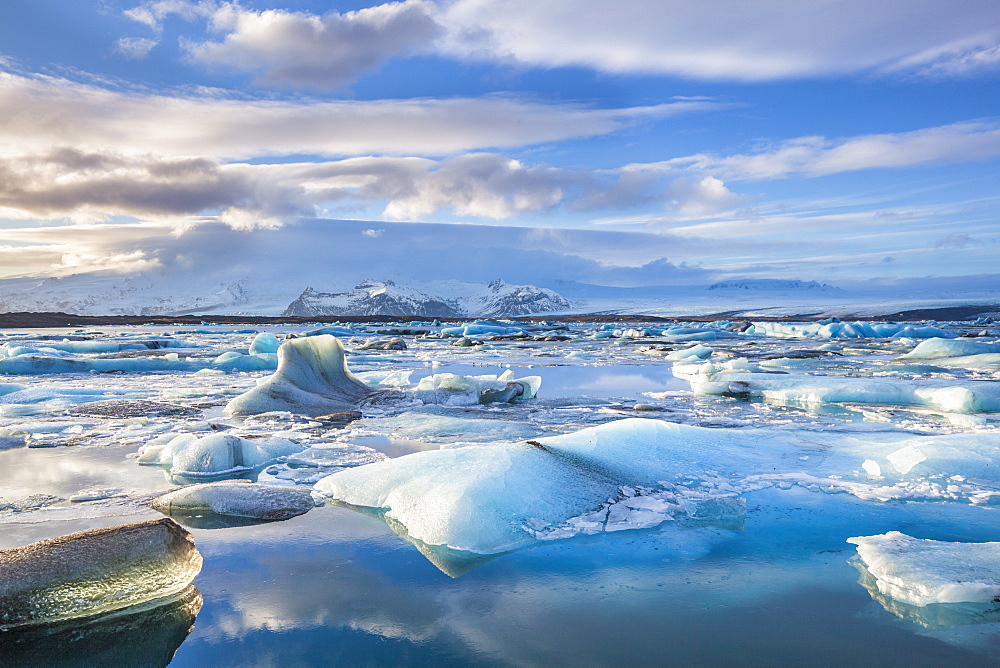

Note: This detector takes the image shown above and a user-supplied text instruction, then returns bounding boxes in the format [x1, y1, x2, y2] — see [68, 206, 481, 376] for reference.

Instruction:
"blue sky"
[0, 0, 998, 287]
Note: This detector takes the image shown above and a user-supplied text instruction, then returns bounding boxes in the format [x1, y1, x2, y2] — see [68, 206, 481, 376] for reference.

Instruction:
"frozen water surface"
[0, 320, 998, 664]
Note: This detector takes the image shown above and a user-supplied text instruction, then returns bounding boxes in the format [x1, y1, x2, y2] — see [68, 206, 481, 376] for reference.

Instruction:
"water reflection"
[850, 556, 1000, 631]
[0, 586, 202, 668]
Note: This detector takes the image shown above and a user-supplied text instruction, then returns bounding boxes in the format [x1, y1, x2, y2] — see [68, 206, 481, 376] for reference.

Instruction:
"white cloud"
[115, 37, 159, 60]
[645, 121, 1000, 180]
[664, 176, 746, 218]
[439, 0, 1000, 81]
[183, 0, 443, 89]
[0, 71, 710, 159]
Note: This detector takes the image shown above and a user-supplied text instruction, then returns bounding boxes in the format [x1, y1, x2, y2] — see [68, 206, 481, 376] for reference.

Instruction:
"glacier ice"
[848, 531, 1000, 607]
[413, 370, 541, 406]
[0, 518, 202, 629]
[248, 332, 281, 355]
[225, 335, 378, 416]
[136, 432, 303, 477]
[673, 359, 1000, 413]
[316, 417, 1000, 556]
[745, 321, 952, 339]
[315, 418, 789, 554]
[151, 480, 315, 521]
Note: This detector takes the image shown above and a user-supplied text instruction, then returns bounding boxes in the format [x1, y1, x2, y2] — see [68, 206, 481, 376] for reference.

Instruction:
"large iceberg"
[848, 531, 1000, 607]
[225, 335, 378, 416]
[316, 418, 1000, 558]
[316, 419, 783, 555]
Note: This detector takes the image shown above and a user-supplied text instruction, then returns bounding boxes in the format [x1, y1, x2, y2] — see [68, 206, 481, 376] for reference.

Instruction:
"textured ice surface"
[746, 321, 952, 339]
[350, 410, 548, 443]
[675, 360, 1000, 413]
[317, 417, 1000, 554]
[137, 433, 303, 477]
[226, 335, 377, 416]
[413, 370, 541, 406]
[151, 480, 316, 520]
[315, 419, 803, 553]
[0, 518, 202, 629]
[848, 531, 1000, 606]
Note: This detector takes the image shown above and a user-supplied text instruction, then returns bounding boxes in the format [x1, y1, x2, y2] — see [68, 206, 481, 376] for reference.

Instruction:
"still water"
[3, 487, 996, 666]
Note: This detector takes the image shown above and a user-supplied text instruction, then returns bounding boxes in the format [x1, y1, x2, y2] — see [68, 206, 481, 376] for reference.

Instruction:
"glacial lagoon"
[0, 319, 998, 666]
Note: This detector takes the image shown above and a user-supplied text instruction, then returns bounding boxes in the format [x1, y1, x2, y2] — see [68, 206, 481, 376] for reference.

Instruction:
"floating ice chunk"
[862, 459, 881, 477]
[285, 444, 386, 468]
[352, 410, 547, 443]
[901, 337, 1000, 360]
[666, 344, 713, 361]
[676, 364, 1000, 413]
[225, 335, 378, 416]
[440, 322, 526, 337]
[137, 433, 303, 476]
[886, 445, 926, 475]
[248, 332, 281, 355]
[315, 418, 772, 555]
[746, 321, 952, 339]
[0, 518, 202, 629]
[0, 428, 28, 449]
[847, 531, 1000, 607]
[151, 480, 315, 521]
[413, 370, 541, 406]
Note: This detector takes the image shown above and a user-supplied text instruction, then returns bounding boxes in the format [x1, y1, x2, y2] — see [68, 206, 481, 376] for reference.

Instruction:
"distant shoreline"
[0, 303, 997, 328]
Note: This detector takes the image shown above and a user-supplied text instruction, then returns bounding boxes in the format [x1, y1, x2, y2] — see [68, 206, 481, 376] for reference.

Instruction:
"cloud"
[439, 0, 1000, 81]
[115, 37, 159, 60]
[0, 71, 711, 159]
[0, 148, 723, 229]
[663, 176, 746, 218]
[934, 234, 983, 248]
[650, 121, 1000, 180]
[0, 149, 308, 228]
[183, 0, 443, 89]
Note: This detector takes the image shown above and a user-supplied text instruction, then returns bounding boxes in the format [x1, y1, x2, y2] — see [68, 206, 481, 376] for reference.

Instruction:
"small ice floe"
[897, 337, 1000, 368]
[358, 338, 407, 351]
[847, 531, 1000, 629]
[0, 518, 202, 629]
[67, 399, 198, 418]
[150, 479, 316, 522]
[136, 432, 304, 478]
[225, 335, 379, 416]
[414, 370, 541, 406]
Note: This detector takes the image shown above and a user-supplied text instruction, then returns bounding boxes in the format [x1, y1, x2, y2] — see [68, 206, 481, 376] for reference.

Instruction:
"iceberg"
[674, 360, 1000, 413]
[746, 321, 952, 339]
[0, 518, 202, 629]
[151, 480, 315, 521]
[847, 532, 1000, 607]
[225, 335, 379, 416]
[136, 433, 303, 477]
[413, 370, 541, 406]
[315, 418, 779, 555]
[316, 417, 1000, 558]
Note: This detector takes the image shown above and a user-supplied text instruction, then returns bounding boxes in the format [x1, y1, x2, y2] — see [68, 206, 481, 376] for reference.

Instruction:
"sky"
[0, 0, 998, 288]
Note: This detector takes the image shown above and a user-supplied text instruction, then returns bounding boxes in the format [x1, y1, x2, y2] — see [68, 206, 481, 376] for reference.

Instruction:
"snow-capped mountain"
[456, 279, 572, 317]
[708, 279, 841, 291]
[283, 279, 572, 318]
[283, 280, 463, 318]
[0, 273, 264, 316]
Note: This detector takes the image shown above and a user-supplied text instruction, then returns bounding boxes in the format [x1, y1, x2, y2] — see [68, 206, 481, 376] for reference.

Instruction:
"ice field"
[1, 318, 999, 665]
